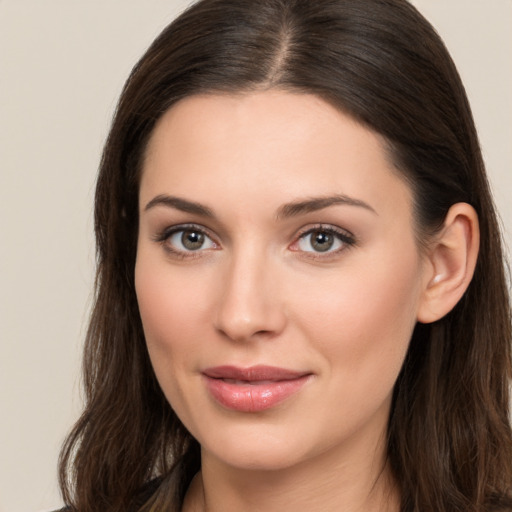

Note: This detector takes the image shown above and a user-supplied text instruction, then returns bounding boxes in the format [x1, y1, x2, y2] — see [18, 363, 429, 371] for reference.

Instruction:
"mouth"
[202, 365, 313, 412]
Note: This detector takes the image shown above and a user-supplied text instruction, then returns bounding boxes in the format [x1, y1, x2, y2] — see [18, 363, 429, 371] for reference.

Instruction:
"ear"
[417, 203, 480, 324]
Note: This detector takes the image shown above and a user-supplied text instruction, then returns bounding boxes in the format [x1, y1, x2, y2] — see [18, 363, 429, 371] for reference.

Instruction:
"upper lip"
[202, 365, 310, 381]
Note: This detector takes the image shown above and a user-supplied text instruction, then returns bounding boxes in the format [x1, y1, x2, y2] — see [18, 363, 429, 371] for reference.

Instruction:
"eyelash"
[290, 224, 356, 259]
[153, 223, 356, 260]
[153, 223, 219, 260]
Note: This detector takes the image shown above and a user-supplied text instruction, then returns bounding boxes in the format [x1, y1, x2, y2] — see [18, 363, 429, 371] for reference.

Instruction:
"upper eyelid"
[157, 222, 216, 239]
[294, 223, 355, 240]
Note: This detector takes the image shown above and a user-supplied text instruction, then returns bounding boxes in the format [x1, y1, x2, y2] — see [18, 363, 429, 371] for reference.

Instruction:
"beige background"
[0, 1, 510, 511]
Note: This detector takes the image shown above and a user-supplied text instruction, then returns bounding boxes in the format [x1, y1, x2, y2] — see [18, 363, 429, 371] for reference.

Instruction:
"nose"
[213, 248, 287, 342]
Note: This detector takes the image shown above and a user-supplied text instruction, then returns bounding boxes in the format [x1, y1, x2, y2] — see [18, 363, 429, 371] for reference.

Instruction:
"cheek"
[292, 248, 422, 393]
[136, 272, 203, 344]
[134, 254, 211, 402]
[135, 242, 213, 342]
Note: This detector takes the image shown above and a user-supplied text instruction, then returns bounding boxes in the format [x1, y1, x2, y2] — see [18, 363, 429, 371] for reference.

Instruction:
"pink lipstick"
[202, 365, 312, 412]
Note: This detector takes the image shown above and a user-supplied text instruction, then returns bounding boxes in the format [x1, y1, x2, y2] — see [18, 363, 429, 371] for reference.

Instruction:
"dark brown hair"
[59, 0, 512, 510]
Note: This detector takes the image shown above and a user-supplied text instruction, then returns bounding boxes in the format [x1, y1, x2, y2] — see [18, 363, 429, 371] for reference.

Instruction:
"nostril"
[214, 320, 282, 343]
[254, 329, 274, 337]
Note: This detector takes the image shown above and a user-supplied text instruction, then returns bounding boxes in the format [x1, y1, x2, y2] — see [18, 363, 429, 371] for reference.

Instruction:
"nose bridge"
[214, 242, 285, 342]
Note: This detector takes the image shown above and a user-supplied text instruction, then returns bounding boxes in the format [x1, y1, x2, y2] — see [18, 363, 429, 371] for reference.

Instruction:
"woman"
[58, 0, 512, 510]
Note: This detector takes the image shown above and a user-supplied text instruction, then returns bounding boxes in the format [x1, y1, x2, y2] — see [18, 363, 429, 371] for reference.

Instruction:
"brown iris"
[310, 231, 334, 252]
[181, 230, 205, 250]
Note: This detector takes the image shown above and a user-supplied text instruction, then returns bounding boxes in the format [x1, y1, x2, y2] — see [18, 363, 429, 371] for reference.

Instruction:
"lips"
[202, 365, 312, 412]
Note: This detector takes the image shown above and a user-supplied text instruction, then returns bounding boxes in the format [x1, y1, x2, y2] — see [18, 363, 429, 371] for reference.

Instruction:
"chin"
[206, 444, 307, 472]
[195, 422, 314, 471]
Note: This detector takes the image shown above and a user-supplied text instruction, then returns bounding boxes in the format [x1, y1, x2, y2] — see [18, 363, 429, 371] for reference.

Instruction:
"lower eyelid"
[299, 233, 342, 249]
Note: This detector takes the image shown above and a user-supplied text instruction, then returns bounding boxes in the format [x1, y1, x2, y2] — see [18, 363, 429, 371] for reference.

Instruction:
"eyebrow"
[276, 194, 377, 219]
[144, 194, 214, 217]
[143, 193, 376, 219]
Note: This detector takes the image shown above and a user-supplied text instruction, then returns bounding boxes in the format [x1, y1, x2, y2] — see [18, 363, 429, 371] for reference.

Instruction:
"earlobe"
[417, 203, 480, 324]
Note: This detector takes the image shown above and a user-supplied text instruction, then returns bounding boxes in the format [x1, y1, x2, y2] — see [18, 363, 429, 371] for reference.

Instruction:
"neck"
[182, 429, 399, 512]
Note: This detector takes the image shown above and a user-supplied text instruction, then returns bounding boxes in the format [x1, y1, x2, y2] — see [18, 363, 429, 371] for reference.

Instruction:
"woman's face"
[135, 91, 429, 472]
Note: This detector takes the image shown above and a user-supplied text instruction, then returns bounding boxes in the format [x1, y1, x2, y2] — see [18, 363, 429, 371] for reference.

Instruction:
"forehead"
[140, 91, 412, 221]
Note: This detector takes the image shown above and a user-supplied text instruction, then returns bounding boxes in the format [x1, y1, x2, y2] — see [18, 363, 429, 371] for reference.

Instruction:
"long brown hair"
[59, 0, 512, 510]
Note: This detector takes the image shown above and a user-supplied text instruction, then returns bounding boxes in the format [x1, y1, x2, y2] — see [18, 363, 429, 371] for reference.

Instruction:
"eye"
[169, 229, 215, 251]
[155, 224, 218, 255]
[293, 226, 355, 254]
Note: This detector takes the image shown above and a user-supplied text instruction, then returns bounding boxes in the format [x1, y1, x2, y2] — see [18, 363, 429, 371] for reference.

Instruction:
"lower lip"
[203, 375, 311, 412]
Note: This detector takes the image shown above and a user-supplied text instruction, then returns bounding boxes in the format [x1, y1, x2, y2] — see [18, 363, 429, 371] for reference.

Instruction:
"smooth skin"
[135, 91, 479, 512]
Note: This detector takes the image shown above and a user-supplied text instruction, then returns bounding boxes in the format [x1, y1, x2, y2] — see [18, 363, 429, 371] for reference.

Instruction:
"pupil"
[312, 231, 333, 252]
[182, 230, 204, 250]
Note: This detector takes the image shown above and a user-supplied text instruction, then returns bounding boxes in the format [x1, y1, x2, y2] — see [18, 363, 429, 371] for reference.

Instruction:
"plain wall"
[0, 1, 510, 511]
